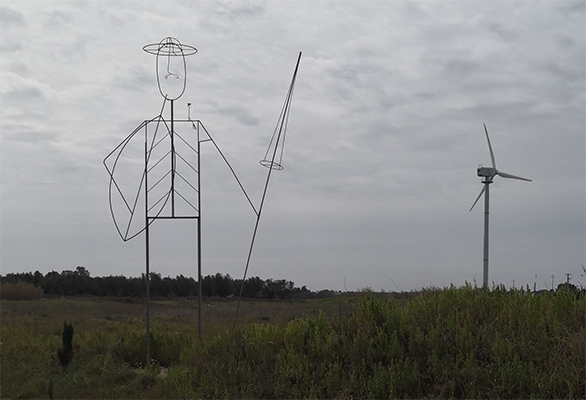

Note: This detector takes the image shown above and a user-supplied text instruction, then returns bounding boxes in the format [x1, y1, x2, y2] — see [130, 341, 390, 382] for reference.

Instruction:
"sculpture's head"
[143, 37, 197, 101]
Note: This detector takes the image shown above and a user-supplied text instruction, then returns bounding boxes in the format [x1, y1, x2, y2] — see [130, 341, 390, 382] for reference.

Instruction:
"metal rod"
[144, 134, 151, 367]
[197, 121, 202, 339]
[233, 52, 302, 329]
[483, 181, 490, 288]
[171, 100, 175, 217]
[149, 216, 198, 220]
[233, 122, 282, 327]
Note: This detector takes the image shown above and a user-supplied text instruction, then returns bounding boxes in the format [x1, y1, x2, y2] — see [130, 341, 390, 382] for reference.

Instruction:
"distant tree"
[213, 273, 233, 297]
[101, 275, 127, 296]
[275, 279, 295, 299]
[44, 271, 62, 295]
[149, 272, 164, 297]
[75, 266, 90, 277]
[32, 271, 43, 287]
[1, 267, 316, 299]
[174, 274, 196, 297]
[243, 276, 264, 298]
[557, 282, 578, 292]
[262, 279, 276, 299]
[202, 275, 214, 297]
[162, 276, 174, 297]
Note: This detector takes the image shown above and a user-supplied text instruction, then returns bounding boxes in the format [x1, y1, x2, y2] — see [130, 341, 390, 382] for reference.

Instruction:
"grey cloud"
[486, 20, 517, 41]
[215, 0, 265, 19]
[444, 59, 479, 78]
[1, 128, 60, 144]
[58, 35, 90, 60]
[414, 91, 437, 101]
[556, 34, 576, 49]
[329, 60, 387, 89]
[113, 66, 153, 93]
[462, 100, 540, 121]
[0, 42, 22, 52]
[45, 10, 73, 29]
[0, 7, 25, 28]
[556, 1, 585, 16]
[543, 61, 584, 83]
[3, 86, 45, 101]
[400, 1, 433, 20]
[377, 91, 403, 111]
[50, 157, 91, 178]
[363, 123, 398, 145]
[3, 62, 30, 75]
[219, 107, 260, 126]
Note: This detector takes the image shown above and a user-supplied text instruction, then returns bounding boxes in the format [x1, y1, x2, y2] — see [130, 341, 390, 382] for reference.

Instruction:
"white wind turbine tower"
[470, 123, 532, 288]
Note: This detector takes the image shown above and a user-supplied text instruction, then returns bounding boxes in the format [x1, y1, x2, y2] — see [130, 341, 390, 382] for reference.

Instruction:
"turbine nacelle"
[477, 166, 497, 178]
[476, 166, 531, 182]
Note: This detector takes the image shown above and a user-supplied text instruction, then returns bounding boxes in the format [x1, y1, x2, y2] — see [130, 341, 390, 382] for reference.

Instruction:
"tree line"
[0, 266, 324, 300]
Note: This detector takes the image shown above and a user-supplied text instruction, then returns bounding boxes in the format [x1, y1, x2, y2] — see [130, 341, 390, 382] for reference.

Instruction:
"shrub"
[113, 329, 184, 368]
[57, 322, 74, 367]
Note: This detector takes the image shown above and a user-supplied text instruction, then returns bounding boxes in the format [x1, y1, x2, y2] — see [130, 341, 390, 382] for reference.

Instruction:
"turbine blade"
[469, 185, 486, 212]
[484, 123, 497, 169]
[497, 171, 532, 182]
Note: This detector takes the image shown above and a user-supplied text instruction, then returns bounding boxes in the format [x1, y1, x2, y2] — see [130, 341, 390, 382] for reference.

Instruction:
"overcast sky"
[1, 0, 584, 292]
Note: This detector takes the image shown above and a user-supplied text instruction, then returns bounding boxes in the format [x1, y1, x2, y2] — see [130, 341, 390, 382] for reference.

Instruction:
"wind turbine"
[470, 123, 532, 288]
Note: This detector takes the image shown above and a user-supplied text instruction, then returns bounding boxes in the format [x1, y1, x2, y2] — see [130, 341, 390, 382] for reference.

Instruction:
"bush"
[113, 329, 184, 368]
[1, 281, 43, 300]
[57, 322, 74, 367]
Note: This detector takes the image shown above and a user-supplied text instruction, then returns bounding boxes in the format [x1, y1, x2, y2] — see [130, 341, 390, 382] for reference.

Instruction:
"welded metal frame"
[105, 99, 256, 365]
[104, 38, 205, 367]
[142, 110, 204, 356]
[105, 38, 302, 367]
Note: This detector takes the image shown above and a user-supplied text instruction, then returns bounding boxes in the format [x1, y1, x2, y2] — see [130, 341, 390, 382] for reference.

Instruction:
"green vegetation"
[1, 285, 584, 399]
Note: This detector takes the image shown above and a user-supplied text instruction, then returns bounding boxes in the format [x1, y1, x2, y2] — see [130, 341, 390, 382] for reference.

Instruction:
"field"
[1, 286, 584, 399]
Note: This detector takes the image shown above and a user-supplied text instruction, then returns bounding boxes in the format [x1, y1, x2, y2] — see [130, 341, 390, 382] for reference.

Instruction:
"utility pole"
[565, 273, 572, 285]
[551, 274, 555, 291]
[511, 279, 515, 290]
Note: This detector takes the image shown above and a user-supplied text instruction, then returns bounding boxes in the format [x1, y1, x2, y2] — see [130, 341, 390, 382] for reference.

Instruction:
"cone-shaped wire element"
[484, 123, 497, 169]
[234, 52, 302, 330]
[469, 185, 487, 212]
[497, 171, 532, 182]
[260, 52, 302, 170]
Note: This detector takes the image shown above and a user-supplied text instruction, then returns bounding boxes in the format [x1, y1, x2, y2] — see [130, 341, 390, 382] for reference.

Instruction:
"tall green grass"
[1, 285, 584, 399]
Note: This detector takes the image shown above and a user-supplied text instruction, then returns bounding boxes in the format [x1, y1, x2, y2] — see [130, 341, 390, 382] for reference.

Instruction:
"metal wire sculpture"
[103, 37, 301, 365]
[104, 38, 203, 367]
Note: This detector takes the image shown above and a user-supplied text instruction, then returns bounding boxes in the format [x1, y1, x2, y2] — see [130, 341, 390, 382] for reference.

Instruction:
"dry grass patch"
[1, 282, 43, 300]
